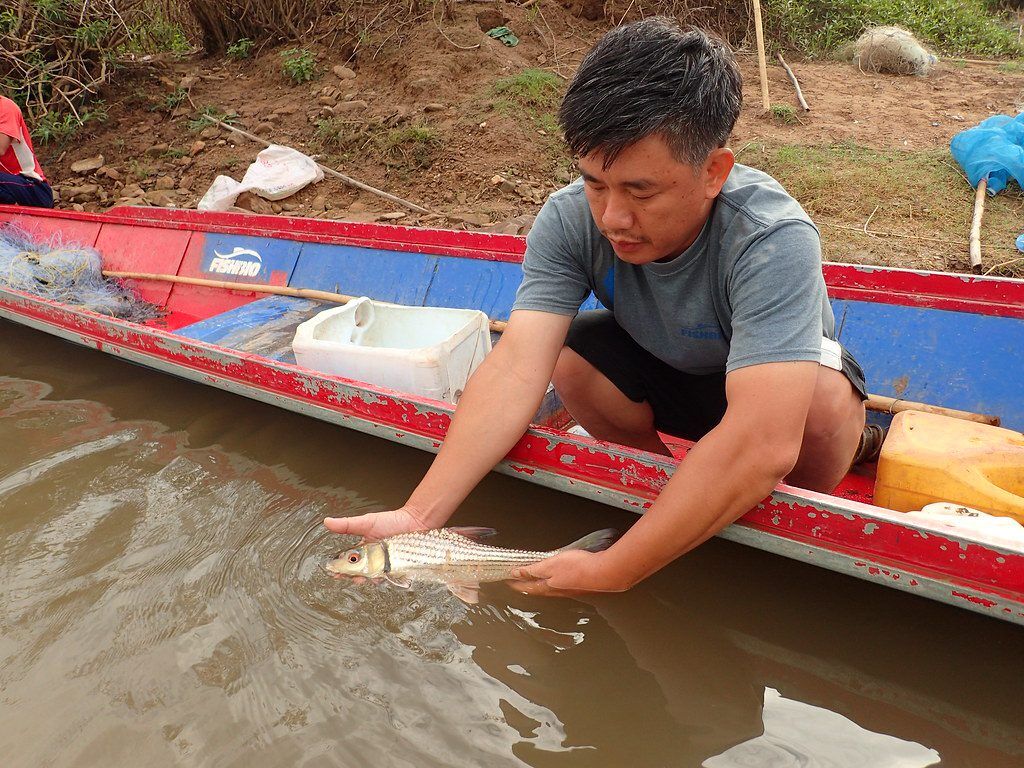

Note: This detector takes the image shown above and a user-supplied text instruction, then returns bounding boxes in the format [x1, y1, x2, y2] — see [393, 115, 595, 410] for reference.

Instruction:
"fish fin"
[559, 528, 618, 554]
[446, 582, 481, 604]
[385, 574, 412, 589]
[446, 526, 498, 542]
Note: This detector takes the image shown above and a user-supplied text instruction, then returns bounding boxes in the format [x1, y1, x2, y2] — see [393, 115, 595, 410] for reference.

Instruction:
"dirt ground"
[37, 4, 1024, 274]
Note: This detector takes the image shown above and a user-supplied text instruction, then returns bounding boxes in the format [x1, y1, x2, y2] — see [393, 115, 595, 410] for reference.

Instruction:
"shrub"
[280, 48, 319, 84]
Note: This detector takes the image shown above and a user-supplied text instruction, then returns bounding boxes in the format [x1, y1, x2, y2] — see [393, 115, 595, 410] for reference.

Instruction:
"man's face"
[578, 133, 734, 264]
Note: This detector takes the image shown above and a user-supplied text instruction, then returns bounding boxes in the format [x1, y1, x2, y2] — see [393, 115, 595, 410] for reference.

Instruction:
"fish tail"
[559, 528, 617, 554]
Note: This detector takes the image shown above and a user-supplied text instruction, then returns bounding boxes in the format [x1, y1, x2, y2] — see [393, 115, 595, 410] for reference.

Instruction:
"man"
[325, 19, 868, 596]
[0, 95, 53, 208]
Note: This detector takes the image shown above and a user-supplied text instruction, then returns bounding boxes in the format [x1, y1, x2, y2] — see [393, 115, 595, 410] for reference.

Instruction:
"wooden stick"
[751, 0, 771, 112]
[204, 117, 432, 215]
[866, 395, 1000, 427]
[107, 270, 1002, 425]
[103, 270, 507, 333]
[777, 53, 809, 111]
[970, 177, 987, 274]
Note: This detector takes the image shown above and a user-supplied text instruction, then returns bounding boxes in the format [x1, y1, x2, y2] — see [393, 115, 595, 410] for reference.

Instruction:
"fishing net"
[0, 224, 162, 322]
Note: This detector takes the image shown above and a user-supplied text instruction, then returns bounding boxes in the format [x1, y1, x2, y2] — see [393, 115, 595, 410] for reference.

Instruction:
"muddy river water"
[1, 320, 1022, 767]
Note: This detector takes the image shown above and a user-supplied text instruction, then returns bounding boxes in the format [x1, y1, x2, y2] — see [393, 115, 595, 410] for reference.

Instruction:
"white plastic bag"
[198, 145, 324, 211]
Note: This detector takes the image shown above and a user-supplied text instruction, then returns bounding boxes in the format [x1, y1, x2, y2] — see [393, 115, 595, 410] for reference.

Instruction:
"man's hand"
[323, 505, 430, 540]
[506, 550, 628, 597]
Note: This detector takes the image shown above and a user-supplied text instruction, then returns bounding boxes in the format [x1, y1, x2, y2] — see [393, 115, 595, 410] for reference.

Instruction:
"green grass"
[280, 48, 319, 84]
[491, 69, 562, 110]
[227, 38, 254, 60]
[314, 118, 441, 172]
[767, 0, 1023, 56]
[737, 141, 1024, 275]
[188, 106, 237, 132]
[770, 103, 800, 125]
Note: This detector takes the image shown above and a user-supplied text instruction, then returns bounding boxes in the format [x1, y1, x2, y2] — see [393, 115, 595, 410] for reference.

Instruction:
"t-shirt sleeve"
[511, 197, 592, 316]
[725, 221, 827, 373]
[0, 100, 22, 141]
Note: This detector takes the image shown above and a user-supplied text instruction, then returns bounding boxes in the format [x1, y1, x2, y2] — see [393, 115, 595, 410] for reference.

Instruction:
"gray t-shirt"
[512, 163, 835, 375]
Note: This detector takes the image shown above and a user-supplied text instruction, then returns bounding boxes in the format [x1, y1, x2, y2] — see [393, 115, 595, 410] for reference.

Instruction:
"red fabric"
[0, 96, 46, 182]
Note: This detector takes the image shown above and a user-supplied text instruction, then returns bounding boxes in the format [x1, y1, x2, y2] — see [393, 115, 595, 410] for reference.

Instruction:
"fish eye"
[347, 551, 361, 564]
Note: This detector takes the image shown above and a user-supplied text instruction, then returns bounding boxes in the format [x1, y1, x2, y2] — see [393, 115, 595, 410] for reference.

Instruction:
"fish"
[325, 526, 617, 604]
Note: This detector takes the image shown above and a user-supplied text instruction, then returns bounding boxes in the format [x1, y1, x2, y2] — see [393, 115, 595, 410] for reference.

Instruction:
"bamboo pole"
[777, 53, 809, 111]
[107, 270, 1002, 425]
[970, 178, 987, 274]
[103, 270, 508, 333]
[866, 394, 999, 427]
[751, 0, 771, 112]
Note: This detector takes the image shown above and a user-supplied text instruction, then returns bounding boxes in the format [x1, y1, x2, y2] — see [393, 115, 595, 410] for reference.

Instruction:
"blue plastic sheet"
[950, 112, 1024, 195]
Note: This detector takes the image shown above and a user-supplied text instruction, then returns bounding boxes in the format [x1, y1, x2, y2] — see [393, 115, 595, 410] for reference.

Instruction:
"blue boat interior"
[174, 242, 1024, 431]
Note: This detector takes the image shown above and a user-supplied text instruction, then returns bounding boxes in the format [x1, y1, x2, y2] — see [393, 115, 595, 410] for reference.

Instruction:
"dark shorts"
[565, 310, 868, 441]
[0, 173, 53, 208]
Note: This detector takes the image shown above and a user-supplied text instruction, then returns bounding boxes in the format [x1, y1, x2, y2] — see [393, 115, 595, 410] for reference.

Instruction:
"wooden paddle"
[104, 270, 999, 426]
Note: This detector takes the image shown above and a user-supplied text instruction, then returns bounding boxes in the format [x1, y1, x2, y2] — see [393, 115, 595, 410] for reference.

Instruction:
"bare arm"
[511, 360, 819, 593]
[0, 133, 11, 156]
[324, 309, 573, 537]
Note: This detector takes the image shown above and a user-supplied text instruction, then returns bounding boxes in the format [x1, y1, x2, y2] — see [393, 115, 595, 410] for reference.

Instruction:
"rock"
[178, 74, 198, 89]
[235, 191, 275, 215]
[317, 94, 338, 107]
[145, 143, 169, 157]
[199, 126, 220, 140]
[460, 212, 490, 227]
[255, 121, 276, 135]
[190, 140, 206, 156]
[281, 203, 299, 212]
[154, 175, 176, 191]
[71, 203, 85, 212]
[118, 197, 146, 207]
[377, 212, 407, 221]
[310, 196, 328, 212]
[332, 65, 357, 79]
[271, 203, 282, 214]
[273, 105, 300, 115]
[348, 200, 369, 213]
[99, 166, 121, 181]
[264, 112, 283, 125]
[65, 184, 100, 203]
[121, 184, 145, 199]
[144, 189, 176, 207]
[423, 103, 445, 113]
[407, 77, 432, 95]
[336, 100, 369, 114]
[70, 155, 104, 174]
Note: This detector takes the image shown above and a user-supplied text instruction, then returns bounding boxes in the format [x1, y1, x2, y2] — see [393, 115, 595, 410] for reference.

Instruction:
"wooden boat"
[2, 203, 1022, 625]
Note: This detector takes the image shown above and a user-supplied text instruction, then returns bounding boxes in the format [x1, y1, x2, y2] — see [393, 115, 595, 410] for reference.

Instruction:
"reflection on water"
[1, 320, 1023, 768]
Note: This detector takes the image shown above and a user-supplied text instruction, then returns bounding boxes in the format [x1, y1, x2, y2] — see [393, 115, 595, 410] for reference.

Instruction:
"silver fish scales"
[325, 526, 616, 603]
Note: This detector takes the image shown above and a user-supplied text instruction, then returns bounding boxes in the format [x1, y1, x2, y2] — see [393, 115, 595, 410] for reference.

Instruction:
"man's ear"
[702, 147, 735, 199]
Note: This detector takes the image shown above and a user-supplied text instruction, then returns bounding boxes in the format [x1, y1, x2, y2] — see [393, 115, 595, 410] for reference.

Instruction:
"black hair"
[559, 18, 743, 167]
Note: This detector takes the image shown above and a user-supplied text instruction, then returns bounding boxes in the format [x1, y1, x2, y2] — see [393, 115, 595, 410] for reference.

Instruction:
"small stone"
[178, 74, 198, 89]
[99, 166, 121, 181]
[310, 196, 328, 212]
[155, 175, 176, 191]
[460, 212, 490, 227]
[175, 157, 192, 167]
[144, 189, 175, 207]
[273, 105, 300, 115]
[190, 140, 206, 156]
[317, 94, 338, 106]
[70, 155, 104, 174]
[255, 121, 276, 135]
[498, 179, 516, 194]
[332, 65, 357, 79]
[199, 126, 220, 140]
[145, 143, 169, 157]
[336, 100, 369, 114]
[348, 200, 369, 213]
[66, 184, 100, 203]
[235, 191, 275, 215]
[377, 212, 407, 221]
[281, 203, 298, 212]
[71, 203, 85, 212]
[423, 103, 445, 113]
[271, 203, 282, 214]
[491, 174, 504, 185]
[121, 184, 145, 198]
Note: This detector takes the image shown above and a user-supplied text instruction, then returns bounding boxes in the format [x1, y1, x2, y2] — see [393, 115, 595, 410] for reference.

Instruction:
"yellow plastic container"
[874, 410, 1024, 523]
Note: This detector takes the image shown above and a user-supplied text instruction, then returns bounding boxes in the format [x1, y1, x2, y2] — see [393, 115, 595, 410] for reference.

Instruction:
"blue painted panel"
[177, 295, 323, 363]
[292, 243, 438, 306]
[422, 257, 524, 320]
[833, 299, 1024, 430]
[198, 234, 301, 284]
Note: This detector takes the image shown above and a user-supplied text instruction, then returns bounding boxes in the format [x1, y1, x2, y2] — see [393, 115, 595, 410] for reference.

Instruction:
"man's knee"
[552, 346, 592, 398]
[803, 367, 864, 444]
